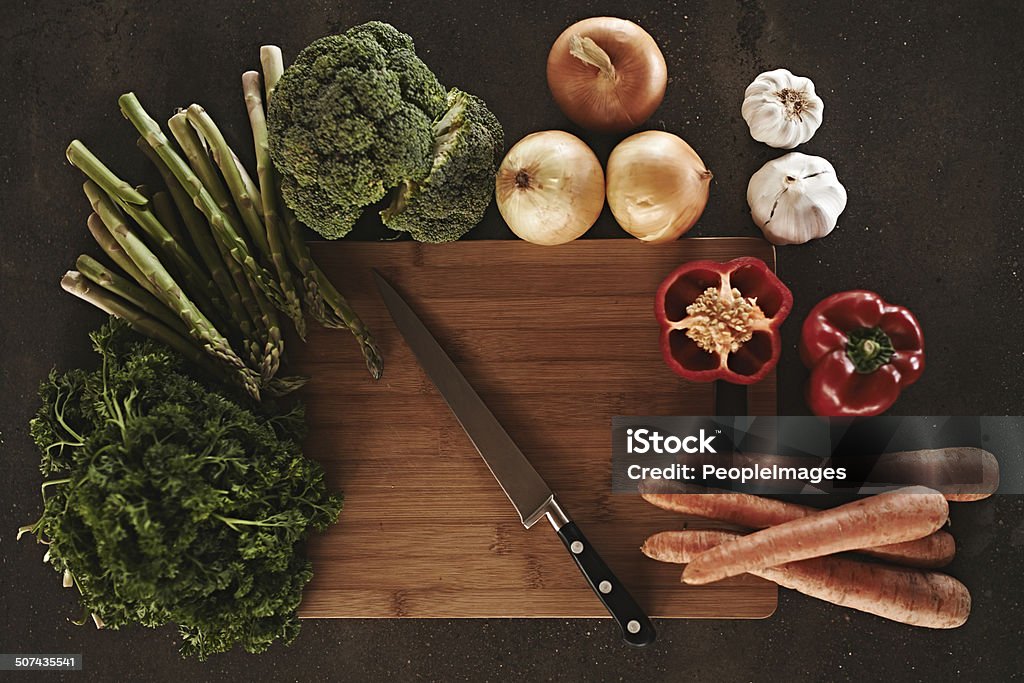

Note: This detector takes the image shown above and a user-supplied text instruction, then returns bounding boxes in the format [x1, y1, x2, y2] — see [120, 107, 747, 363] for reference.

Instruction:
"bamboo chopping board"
[293, 239, 778, 619]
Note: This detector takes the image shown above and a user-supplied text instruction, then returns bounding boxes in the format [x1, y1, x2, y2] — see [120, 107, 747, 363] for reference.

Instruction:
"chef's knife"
[374, 271, 655, 647]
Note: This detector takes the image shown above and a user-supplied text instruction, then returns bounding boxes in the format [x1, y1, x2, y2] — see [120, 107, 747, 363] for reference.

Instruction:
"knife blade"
[374, 270, 655, 647]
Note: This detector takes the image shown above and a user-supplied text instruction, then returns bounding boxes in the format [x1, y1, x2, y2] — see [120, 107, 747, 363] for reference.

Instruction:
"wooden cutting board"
[293, 238, 778, 619]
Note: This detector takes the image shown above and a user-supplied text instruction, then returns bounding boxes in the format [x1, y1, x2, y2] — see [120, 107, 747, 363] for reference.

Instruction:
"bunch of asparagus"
[61, 47, 382, 399]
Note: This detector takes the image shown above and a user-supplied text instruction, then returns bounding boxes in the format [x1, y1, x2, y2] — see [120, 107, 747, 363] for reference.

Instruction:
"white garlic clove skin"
[742, 68, 824, 149]
[747, 153, 847, 245]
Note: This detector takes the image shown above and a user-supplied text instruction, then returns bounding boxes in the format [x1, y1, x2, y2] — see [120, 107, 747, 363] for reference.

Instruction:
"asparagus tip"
[365, 346, 384, 380]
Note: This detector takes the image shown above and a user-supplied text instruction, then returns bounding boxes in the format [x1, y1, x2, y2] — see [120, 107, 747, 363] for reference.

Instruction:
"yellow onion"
[495, 131, 605, 245]
[606, 131, 712, 243]
[547, 17, 667, 133]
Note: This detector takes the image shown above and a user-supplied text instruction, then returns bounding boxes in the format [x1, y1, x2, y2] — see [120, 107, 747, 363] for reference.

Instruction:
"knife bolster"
[523, 495, 571, 530]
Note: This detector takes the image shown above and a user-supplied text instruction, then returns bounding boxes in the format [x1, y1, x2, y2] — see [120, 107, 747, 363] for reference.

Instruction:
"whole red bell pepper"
[655, 257, 792, 385]
[800, 290, 925, 416]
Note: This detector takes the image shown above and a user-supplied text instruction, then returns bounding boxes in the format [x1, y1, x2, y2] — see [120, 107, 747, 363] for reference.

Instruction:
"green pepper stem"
[846, 326, 895, 374]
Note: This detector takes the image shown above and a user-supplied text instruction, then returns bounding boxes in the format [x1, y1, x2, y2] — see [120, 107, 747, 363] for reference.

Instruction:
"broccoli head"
[267, 22, 446, 239]
[381, 88, 504, 243]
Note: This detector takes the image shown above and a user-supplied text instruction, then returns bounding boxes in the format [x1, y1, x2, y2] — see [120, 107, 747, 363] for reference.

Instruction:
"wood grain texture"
[292, 239, 778, 618]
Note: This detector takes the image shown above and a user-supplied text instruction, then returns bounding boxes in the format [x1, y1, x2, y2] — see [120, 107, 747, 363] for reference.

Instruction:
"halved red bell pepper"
[800, 290, 925, 416]
[655, 257, 793, 385]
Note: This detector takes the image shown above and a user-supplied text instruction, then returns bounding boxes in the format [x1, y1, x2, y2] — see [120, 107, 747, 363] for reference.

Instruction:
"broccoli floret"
[381, 88, 504, 243]
[267, 22, 446, 239]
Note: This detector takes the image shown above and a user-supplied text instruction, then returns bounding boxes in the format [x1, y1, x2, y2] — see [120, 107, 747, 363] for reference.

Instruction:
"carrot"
[871, 448, 999, 501]
[640, 481, 809, 527]
[680, 486, 949, 585]
[642, 530, 970, 629]
[857, 532, 955, 567]
[639, 482, 956, 568]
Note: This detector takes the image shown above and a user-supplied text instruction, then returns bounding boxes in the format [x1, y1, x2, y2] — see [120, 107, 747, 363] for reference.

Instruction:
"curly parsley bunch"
[23, 319, 341, 659]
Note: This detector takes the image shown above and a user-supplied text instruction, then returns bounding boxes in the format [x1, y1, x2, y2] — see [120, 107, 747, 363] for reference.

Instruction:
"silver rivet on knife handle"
[570, 541, 584, 554]
[627, 620, 641, 634]
[599, 581, 613, 594]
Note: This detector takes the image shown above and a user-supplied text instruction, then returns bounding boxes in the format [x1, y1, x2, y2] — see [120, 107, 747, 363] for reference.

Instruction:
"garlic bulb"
[742, 69, 823, 149]
[747, 153, 847, 245]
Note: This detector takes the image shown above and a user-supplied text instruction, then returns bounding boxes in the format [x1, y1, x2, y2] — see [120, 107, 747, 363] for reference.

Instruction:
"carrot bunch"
[640, 482, 993, 629]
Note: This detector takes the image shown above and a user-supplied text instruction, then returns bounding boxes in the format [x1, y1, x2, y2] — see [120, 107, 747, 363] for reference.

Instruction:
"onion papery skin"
[547, 17, 667, 133]
[606, 131, 712, 243]
[495, 131, 605, 246]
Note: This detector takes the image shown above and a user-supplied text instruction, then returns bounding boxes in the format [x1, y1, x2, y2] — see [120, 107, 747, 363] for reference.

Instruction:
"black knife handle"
[555, 521, 657, 647]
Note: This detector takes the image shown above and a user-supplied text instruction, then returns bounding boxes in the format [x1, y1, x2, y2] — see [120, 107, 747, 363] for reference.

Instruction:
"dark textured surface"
[2, 1, 1023, 680]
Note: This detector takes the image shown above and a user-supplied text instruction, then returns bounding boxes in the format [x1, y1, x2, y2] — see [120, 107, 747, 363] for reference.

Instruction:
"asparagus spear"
[61, 271, 253, 398]
[232, 148, 265, 220]
[150, 190, 188, 247]
[164, 115, 282, 374]
[247, 273, 283, 382]
[136, 136, 255, 346]
[76, 254, 190, 337]
[313, 267, 383, 379]
[119, 93, 284, 308]
[258, 45, 324, 315]
[82, 179, 255, 385]
[165, 112, 282, 377]
[166, 107, 274, 368]
[225, 252, 268, 372]
[167, 112, 248, 239]
[67, 140, 224, 321]
[86, 212, 162, 301]
[242, 71, 306, 339]
[130, 182, 220, 317]
[64, 145, 147, 207]
[189, 100, 305, 338]
[186, 103, 273, 260]
[259, 46, 383, 379]
[265, 375, 309, 397]
[259, 46, 285, 101]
